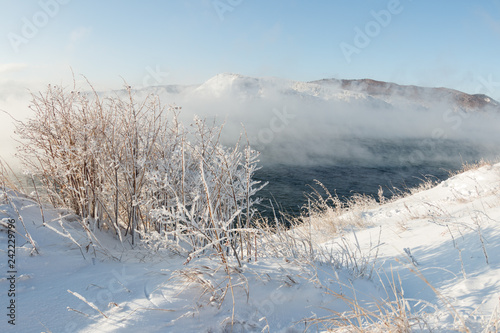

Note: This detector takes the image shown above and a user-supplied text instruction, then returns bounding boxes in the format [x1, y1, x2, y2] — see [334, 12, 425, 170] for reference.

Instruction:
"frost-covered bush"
[16, 83, 265, 262]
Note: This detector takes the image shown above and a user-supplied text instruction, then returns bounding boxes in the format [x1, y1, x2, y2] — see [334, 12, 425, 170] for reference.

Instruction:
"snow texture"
[1, 162, 500, 332]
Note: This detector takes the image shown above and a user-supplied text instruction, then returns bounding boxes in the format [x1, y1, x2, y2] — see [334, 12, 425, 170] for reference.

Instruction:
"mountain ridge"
[311, 77, 499, 111]
[132, 73, 499, 113]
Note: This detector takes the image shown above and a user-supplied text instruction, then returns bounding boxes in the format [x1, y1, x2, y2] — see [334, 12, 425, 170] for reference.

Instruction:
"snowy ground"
[1, 163, 500, 332]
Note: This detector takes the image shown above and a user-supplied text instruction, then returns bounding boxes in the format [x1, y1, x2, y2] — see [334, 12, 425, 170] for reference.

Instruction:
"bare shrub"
[15, 81, 266, 263]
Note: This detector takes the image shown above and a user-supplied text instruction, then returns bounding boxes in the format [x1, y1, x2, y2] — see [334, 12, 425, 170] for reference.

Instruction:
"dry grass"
[483, 299, 500, 333]
[265, 163, 500, 332]
[286, 176, 438, 244]
[300, 260, 479, 333]
[5, 78, 500, 332]
[11, 80, 268, 266]
[448, 158, 494, 177]
[0, 173, 39, 255]
[303, 268, 425, 332]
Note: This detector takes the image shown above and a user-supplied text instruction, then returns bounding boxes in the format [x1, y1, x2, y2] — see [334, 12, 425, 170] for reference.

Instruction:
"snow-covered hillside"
[1, 162, 499, 332]
[3, 74, 499, 169]
[130, 73, 500, 112]
[109, 73, 500, 167]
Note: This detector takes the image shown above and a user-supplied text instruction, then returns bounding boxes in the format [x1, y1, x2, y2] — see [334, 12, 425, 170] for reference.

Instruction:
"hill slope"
[135, 73, 500, 112]
[1, 162, 499, 332]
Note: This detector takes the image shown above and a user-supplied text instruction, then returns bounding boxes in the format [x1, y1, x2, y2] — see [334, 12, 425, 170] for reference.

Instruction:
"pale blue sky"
[1, 0, 500, 97]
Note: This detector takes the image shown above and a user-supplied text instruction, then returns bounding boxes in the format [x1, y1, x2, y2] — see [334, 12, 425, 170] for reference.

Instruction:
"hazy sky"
[1, 0, 500, 98]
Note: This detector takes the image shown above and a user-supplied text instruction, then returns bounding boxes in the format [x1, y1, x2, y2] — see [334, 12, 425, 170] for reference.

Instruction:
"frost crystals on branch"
[16, 82, 266, 264]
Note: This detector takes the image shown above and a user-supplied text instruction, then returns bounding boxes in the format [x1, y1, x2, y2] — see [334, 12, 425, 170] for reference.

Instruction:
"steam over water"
[9, 74, 496, 218]
[254, 138, 498, 216]
[154, 74, 500, 217]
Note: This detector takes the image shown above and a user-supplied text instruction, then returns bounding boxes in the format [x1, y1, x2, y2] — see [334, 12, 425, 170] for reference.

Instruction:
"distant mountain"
[139, 73, 499, 113]
[310, 78, 500, 112]
[188, 73, 378, 102]
[99, 73, 500, 166]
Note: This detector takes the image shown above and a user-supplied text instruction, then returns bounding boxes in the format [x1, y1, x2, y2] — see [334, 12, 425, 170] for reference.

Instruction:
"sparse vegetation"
[14, 82, 266, 264]
[2, 79, 500, 332]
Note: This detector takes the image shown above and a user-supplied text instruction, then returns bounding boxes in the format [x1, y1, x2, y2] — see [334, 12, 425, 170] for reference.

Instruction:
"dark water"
[253, 138, 497, 217]
[254, 162, 452, 217]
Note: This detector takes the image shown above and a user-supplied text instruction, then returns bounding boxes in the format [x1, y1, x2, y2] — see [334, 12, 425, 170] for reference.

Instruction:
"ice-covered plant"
[15, 80, 266, 262]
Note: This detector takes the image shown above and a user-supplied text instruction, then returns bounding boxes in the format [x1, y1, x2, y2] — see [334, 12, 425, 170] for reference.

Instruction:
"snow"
[1, 163, 500, 332]
[176, 73, 368, 103]
[146, 74, 500, 112]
